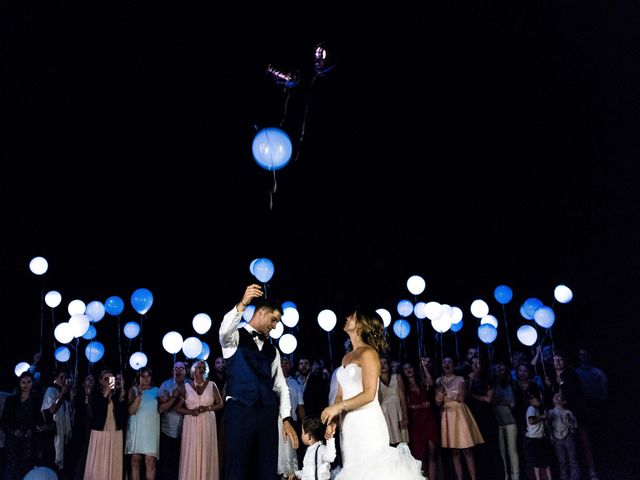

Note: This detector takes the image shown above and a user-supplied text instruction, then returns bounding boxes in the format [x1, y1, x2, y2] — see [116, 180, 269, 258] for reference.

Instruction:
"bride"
[320, 308, 425, 479]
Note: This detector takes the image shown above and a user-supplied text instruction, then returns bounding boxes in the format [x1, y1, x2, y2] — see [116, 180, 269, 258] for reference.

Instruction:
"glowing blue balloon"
[494, 285, 513, 305]
[450, 320, 463, 333]
[520, 304, 532, 320]
[253, 258, 274, 283]
[478, 324, 498, 344]
[55, 346, 71, 362]
[242, 305, 256, 322]
[393, 319, 411, 339]
[85, 341, 105, 363]
[396, 300, 414, 318]
[131, 288, 153, 315]
[533, 306, 555, 329]
[23, 466, 59, 480]
[104, 296, 125, 316]
[82, 325, 97, 340]
[252, 127, 293, 171]
[522, 298, 543, 319]
[197, 341, 210, 360]
[124, 321, 140, 339]
[282, 301, 298, 310]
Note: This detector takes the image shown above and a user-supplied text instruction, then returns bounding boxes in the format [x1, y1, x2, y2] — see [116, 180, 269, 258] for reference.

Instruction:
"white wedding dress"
[335, 363, 425, 480]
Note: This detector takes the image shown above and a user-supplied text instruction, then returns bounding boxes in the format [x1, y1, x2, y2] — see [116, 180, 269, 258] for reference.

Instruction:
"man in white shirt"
[219, 283, 299, 480]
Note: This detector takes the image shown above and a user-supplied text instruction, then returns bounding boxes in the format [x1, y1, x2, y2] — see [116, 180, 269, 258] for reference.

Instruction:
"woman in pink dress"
[174, 360, 223, 480]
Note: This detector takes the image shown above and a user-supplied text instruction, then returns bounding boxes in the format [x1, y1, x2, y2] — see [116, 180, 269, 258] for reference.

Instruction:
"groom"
[219, 283, 299, 480]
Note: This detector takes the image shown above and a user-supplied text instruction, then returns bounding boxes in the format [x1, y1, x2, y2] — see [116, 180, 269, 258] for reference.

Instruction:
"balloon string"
[280, 89, 292, 128]
[454, 332, 459, 363]
[39, 279, 44, 356]
[293, 74, 319, 163]
[502, 304, 513, 362]
[117, 315, 123, 374]
[327, 332, 333, 370]
[51, 308, 58, 370]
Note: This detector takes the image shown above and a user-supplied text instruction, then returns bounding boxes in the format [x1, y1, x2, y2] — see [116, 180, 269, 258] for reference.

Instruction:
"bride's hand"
[320, 404, 341, 425]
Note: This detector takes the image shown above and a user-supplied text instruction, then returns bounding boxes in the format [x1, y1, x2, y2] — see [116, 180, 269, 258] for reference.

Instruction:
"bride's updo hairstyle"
[354, 307, 389, 354]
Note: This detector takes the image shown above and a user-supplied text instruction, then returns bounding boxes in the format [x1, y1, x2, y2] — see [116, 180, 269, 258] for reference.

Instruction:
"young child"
[292, 417, 337, 480]
[525, 393, 553, 480]
[548, 392, 580, 480]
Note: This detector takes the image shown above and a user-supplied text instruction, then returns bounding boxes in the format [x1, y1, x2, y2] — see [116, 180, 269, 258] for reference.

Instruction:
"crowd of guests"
[0, 342, 608, 480]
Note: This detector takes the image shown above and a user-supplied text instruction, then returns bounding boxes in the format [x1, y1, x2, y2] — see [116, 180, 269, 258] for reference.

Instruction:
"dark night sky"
[1, 0, 639, 428]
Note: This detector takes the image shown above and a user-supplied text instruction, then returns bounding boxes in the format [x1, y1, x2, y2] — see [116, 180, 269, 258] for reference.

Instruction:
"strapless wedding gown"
[335, 363, 425, 480]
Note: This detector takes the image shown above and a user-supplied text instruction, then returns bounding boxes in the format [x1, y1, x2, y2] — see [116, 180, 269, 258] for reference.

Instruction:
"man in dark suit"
[219, 283, 299, 480]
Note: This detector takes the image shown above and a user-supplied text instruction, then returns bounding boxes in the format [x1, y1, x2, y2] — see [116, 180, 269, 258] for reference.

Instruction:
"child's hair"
[302, 416, 326, 441]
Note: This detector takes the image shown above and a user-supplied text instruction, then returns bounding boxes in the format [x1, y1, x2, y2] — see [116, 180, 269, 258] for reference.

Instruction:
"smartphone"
[108, 376, 115, 390]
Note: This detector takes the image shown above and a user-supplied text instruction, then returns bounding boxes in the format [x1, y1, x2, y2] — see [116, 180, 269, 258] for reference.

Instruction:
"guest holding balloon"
[219, 283, 298, 480]
[174, 359, 223, 480]
[1, 371, 42, 479]
[83, 369, 128, 480]
[40, 369, 73, 472]
[69, 373, 96, 480]
[125, 367, 160, 480]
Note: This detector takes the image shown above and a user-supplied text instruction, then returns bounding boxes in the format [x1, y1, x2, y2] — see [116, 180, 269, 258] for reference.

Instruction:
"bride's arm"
[341, 348, 380, 412]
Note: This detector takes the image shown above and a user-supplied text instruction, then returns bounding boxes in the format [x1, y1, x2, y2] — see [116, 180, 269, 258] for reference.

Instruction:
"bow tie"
[251, 330, 266, 341]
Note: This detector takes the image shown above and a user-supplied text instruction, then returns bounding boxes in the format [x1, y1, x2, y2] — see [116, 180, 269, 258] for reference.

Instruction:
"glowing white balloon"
[129, 351, 148, 369]
[54, 322, 74, 344]
[281, 307, 300, 328]
[480, 315, 498, 328]
[45, 291, 62, 308]
[242, 305, 256, 322]
[517, 325, 538, 346]
[431, 315, 452, 333]
[192, 313, 212, 335]
[29, 256, 48, 275]
[182, 337, 203, 359]
[14, 362, 30, 377]
[554, 284, 573, 304]
[68, 299, 86, 316]
[451, 306, 463, 323]
[85, 301, 106, 323]
[424, 301, 443, 321]
[376, 308, 392, 328]
[69, 314, 91, 338]
[406, 275, 426, 295]
[279, 333, 298, 354]
[162, 331, 184, 354]
[533, 306, 555, 329]
[270, 321, 284, 339]
[414, 302, 427, 319]
[470, 299, 489, 319]
[317, 309, 337, 332]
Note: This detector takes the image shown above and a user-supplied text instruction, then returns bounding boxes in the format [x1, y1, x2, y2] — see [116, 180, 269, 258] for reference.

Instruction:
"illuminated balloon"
[85, 301, 106, 323]
[23, 466, 59, 480]
[131, 288, 153, 315]
[470, 299, 489, 319]
[197, 341, 210, 360]
[85, 341, 105, 363]
[282, 301, 298, 310]
[533, 306, 555, 328]
[554, 284, 573, 304]
[424, 302, 443, 321]
[270, 321, 284, 339]
[478, 324, 498, 344]
[162, 331, 183, 354]
[82, 325, 97, 340]
[105, 296, 125, 316]
[414, 302, 427, 319]
[451, 306, 463, 323]
[252, 127, 293, 171]
[29, 256, 48, 275]
[376, 308, 392, 328]
[480, 315, 498, 329]
[450, 320, 464, 333]
[45, 291, 62, 308]
[397, 300, 414, 318]
[431, 316, 452, 333]
[393, 319, 410, 339]
[14, 362, 30, 377]
[520, 304, 533, 320]
[522, 298, 543, 319]
[317, 309, 337, 332]
[182, 337, 203, 359]
[54, 322, 74, 344]
[68, 300, 86, 316]
[242, 305, 256, 322]
[249, 258, 259, 276]
[69, 314, 91, 338]
[279, 333, 298, 354]
[129, 352, 148, 370]
[252, 258, 275, 283]
[517, 325, 538, 346]
[192, 313, 212, 335]
[124, 321, 140, 339]
[55, 346, 71, 362]
[407, 275, 426, 295]
[281, 307, 299, 328]
[494, 285, 513, 305]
